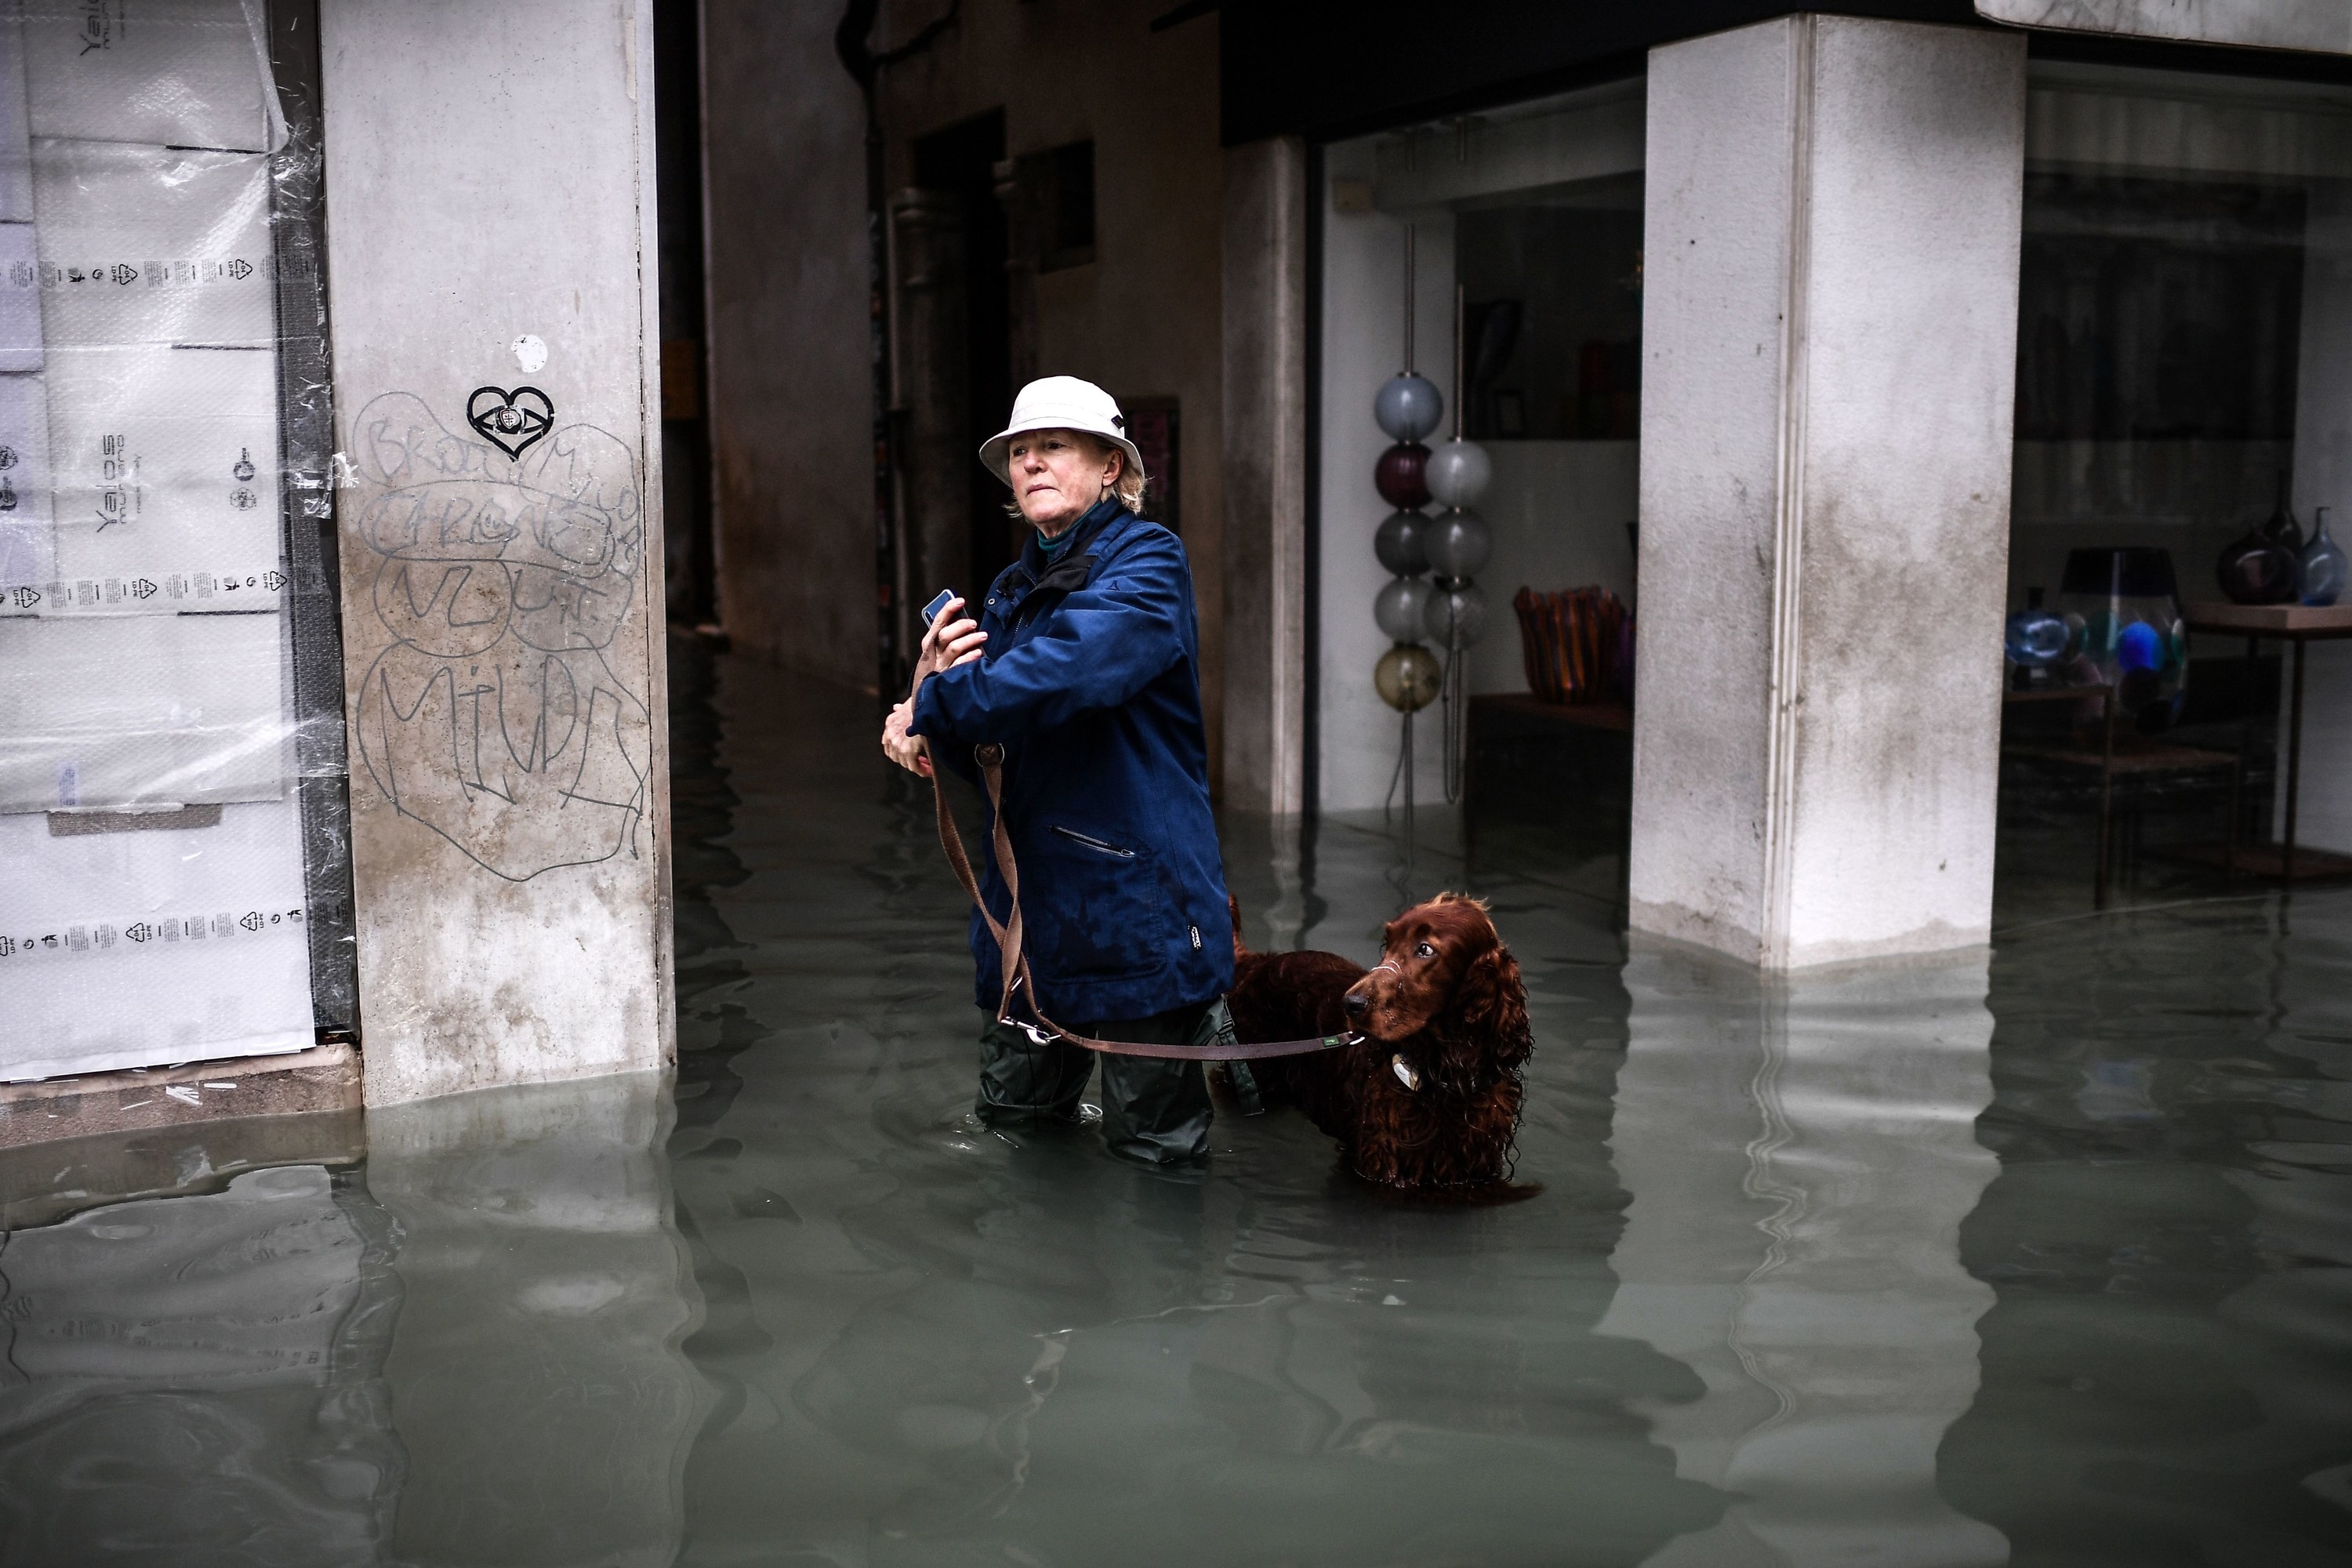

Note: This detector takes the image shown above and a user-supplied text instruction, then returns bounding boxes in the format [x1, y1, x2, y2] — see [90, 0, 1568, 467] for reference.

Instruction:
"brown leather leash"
[931, 743, 1361, 1062]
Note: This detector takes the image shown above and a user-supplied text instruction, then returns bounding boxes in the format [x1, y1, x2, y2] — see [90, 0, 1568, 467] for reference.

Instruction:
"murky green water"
[2, 644, 2348, 1566]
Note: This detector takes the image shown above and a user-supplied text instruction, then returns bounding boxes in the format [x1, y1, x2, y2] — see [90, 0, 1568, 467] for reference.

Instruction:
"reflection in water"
[365, 1073, 703, 1568]
[662, 647, 1724, 1564]
[0, 1073, 704, 1566]
[1943, 899, 2352, 1560]
[7, 651, 2352, 1561]
[0, 1164, 400, 1566]
[1600, 944, 2008, 1567]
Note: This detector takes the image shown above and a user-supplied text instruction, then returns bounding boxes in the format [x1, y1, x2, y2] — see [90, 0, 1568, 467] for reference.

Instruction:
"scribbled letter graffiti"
[350, 391, 650, 882]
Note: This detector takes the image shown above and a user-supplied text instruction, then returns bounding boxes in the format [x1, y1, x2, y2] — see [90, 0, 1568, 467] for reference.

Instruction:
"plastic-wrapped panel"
[0, 798, 314, 1080]
[0, 368, 51, 583]
[0, 611, 292, 810]
[21, 0, 282, 153]
[0, 0, 353, 1073]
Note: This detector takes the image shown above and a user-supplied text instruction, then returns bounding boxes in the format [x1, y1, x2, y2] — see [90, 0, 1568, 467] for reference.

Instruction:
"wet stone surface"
[1, 639, 2349, 1564]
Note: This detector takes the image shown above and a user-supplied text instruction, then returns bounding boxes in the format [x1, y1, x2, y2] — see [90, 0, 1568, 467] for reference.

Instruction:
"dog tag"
[1391, 1054, 1421, 1092]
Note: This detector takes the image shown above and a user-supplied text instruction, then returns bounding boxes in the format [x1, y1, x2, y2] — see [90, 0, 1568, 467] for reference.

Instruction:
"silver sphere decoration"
[1374, 510, 1429, 576]
[1425, 437, 1493, 510]
[1425, 579, 1490, 647]
[1423, 507, 1491, 579]
[1374, 372, 1444, 444]
[1374, 575, 1436, 644]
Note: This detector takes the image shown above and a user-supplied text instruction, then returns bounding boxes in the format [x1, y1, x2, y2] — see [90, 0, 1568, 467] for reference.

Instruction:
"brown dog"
[1226, 894, 1533, 1193]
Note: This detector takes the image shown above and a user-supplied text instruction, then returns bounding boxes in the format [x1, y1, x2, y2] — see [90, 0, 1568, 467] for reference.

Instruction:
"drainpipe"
[835, 1, 960, 710]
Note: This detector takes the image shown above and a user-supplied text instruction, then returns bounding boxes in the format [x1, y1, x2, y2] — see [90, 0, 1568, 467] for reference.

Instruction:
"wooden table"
[1999, 683, 2238, 908]
[2180, 601, 2352, 883]
[1467, 692, 1632, 735]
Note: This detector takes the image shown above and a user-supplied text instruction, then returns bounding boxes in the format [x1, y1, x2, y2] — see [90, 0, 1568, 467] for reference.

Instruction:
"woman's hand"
[916, 595, 985, 683]
[882, 698, 931, 777]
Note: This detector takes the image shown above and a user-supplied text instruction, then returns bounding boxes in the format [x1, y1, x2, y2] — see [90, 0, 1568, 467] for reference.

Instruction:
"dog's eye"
[1414, 942, 1436, 960]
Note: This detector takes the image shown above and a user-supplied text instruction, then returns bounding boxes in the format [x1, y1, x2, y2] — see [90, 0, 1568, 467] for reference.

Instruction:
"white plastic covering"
[0, 1, 325, 1080]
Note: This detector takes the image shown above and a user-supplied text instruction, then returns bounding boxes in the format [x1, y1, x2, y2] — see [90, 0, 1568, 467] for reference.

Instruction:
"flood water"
[3, 642, 2350, 1566]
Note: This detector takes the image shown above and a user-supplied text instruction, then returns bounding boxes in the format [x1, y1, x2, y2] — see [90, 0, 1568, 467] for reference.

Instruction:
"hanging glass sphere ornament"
[1374, 509, 1430, 576]
[1375, 373, 1443, 443]
[1374, 575, 1436, 644]
[1374, 443, 1431, 510]
[1425, 438, 1492, 510]
[1423, 507, 1491, 579]
[1425, 579, 1490, 647]
[1375, 644, 1443, 712]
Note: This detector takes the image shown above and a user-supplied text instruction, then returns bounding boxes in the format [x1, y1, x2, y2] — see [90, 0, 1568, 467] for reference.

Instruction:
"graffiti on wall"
[348, 390, 649, 883]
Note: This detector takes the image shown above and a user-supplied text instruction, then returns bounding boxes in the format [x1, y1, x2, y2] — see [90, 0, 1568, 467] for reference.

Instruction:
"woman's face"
[1007, 428, 1121, 533]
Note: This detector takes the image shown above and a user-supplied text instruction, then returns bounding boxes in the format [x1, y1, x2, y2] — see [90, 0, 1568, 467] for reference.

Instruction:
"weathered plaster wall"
[1221, 136, 1307, 816]
[321, 0, 673, 1103]
[1632, 16, 2027, 969]
[700, 0, 873, 688]
[878, 2, 1229, 772]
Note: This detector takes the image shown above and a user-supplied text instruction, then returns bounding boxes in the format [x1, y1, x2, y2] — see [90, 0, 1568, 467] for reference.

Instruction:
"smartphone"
[922, 588, 958, 626]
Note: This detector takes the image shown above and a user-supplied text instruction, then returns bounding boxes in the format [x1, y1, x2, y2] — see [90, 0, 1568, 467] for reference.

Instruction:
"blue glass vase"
[2005, 586, 2068, 677]
[2299, 506, 2347, 608]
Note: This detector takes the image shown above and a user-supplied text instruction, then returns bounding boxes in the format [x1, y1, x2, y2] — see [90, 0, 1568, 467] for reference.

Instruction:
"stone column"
[890, 188, 971, 655]
[320, 0, 673, 1102]
[1221, 136, 1308, 816]
[1630, 16, 2027, 970]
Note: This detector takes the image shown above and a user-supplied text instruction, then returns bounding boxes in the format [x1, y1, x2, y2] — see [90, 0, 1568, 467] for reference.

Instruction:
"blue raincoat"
[912, 499, 1233, 1024]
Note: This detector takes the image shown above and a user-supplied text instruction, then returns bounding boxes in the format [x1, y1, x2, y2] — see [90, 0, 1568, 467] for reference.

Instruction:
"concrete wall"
[701, 1, 873, 689]
[1631, 16, 2027, 969]
[321, 0, 673, 1102]
[1221, 137, 1308, 815]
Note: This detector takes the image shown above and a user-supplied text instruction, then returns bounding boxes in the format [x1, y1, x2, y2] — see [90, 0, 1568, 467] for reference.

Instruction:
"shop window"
[2005, 63, 2352, 868]
[1454, 173, 1642, 441]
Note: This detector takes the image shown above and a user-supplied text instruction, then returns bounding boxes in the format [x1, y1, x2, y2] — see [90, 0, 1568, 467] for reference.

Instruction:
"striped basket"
[1513, 586, 1632, 705]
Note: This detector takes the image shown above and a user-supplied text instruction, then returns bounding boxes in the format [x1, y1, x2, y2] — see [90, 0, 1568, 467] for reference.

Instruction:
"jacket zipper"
[1051, 825, 1134, 859]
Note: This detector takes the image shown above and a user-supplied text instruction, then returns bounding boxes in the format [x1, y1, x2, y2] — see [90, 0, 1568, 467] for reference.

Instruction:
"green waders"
[975, 996, 1234, 1166]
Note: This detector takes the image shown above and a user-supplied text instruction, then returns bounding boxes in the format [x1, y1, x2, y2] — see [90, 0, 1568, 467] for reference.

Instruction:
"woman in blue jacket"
[881, 377, 1236, 1166]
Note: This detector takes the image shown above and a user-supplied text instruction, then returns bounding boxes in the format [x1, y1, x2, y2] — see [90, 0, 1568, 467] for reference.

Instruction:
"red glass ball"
[1375, 442, 1430, 510]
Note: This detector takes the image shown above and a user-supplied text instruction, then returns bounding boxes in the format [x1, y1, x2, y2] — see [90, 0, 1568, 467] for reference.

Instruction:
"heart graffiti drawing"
[466, 385, 555, 460]
[350, 390, 648, 882]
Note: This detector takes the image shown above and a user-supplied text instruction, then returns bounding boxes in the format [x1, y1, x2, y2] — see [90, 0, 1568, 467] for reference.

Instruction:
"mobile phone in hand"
[923, 588, 957, 626]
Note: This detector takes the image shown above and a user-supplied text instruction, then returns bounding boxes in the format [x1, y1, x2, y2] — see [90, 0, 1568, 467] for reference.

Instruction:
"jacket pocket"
[1029, 823, 1168, 981]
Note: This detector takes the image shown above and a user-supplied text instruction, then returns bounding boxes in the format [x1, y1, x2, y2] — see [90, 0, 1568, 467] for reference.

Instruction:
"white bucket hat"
[978, 376, 1146, 490]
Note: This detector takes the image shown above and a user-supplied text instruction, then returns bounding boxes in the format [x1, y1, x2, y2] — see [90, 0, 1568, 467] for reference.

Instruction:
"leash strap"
[929, 744, 1358, 1062]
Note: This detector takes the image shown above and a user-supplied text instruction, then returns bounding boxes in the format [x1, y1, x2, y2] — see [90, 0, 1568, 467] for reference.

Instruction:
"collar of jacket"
[1014, 498, 1128, 597]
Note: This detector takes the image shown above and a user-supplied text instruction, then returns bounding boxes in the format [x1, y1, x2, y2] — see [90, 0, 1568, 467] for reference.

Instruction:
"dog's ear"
[1457, 946, 1533, 1065]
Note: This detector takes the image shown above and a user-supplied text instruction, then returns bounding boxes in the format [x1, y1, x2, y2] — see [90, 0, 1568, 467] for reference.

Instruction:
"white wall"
[1632, 16, 2026, 969]
[321, 0, 672, 1104]
[1316, 137, 1455, 813]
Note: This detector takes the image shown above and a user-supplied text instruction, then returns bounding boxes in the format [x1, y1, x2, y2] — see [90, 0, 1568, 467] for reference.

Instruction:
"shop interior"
[1316, 61, 2352, 921]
